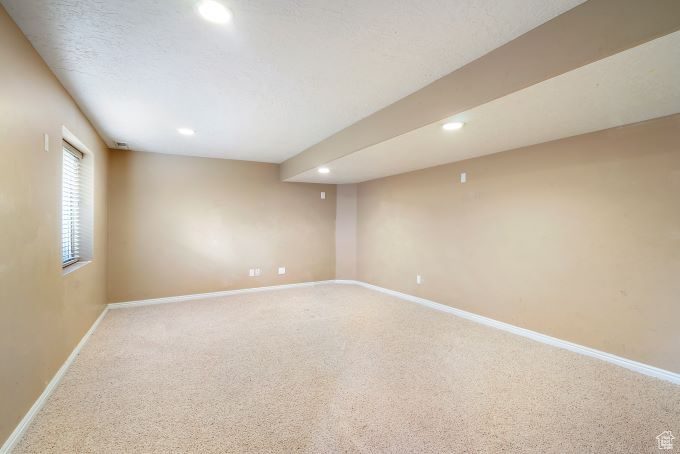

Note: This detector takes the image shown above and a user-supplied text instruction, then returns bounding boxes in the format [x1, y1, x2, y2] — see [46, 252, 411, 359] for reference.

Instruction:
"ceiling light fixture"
[442, 121, 464, 131]
[198, 0, 233, 24]
[178, 128, 195, 136]
[318, 167, 330, 174]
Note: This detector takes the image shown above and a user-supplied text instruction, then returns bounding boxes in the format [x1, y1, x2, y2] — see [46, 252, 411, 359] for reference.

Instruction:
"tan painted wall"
[356, 115, 680, 373]
[335, 184, 357, 279]
[0, 6, 109, 444]
[107, 150, 336, 302]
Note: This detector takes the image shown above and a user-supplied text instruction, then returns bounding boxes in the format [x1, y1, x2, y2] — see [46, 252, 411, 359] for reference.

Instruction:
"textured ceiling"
[1, 0, 583, 162]
[290, 31, 680, 183]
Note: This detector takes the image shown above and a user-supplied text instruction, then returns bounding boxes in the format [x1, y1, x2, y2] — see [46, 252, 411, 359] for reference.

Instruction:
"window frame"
[61, 140, 84, 268]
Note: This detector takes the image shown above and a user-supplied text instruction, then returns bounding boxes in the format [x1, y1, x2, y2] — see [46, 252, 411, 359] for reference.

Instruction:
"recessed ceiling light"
[318, 167, 330, 174]
[442, 121, 464, 131]
[198, 0, 233, 24]
[178, 128, 195, 136]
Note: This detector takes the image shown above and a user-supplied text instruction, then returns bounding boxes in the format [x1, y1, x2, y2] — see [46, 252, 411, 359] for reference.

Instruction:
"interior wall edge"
[335, 184, 358, 280]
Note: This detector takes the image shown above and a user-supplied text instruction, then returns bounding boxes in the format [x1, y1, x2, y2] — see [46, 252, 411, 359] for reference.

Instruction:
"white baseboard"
[110, 278, 680, 384]
[2, 280, 335, 452]
[4, 279, 677, 452]
[335, 279, 680, 385]
[0, 307, 110, 454]
[108, 280, 338, 309]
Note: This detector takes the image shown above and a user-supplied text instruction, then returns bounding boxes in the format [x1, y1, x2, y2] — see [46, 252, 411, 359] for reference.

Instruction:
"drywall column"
[335, 184, 357, 279]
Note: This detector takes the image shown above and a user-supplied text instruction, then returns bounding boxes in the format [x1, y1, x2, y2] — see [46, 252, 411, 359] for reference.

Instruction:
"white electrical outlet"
[321, 191, 326, 199]
[44, 134, 49, 152]
[278, 267, 286, 275]
[255, 268, 261, 276]
[416, 274, 422, 285]
[460, 172, 467, 183]
[249, 269, 255, 277]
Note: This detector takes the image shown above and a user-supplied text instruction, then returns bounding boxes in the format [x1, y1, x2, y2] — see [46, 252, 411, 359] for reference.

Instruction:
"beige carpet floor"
[14, 284, 679, 453]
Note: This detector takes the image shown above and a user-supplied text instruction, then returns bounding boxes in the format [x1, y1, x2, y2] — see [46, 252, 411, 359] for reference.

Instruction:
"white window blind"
[62, 142, 84, 267]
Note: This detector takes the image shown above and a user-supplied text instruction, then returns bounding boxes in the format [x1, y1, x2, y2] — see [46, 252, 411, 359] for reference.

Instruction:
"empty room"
[1, 0, 679, 452]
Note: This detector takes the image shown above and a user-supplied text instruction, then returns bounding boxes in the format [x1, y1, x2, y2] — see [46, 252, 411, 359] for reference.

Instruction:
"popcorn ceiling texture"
[0, 0, 583, 162]
[14, 284, 679, 453]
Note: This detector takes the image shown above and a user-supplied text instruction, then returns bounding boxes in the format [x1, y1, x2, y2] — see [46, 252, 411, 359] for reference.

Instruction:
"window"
[62, 142, 84, 267]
